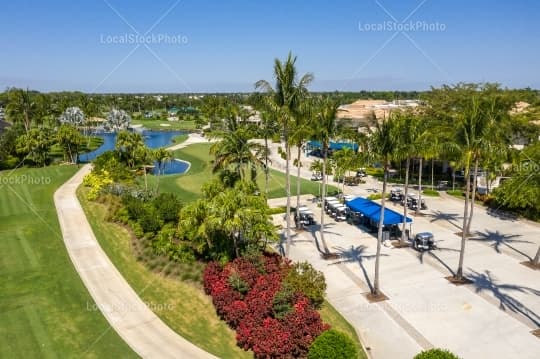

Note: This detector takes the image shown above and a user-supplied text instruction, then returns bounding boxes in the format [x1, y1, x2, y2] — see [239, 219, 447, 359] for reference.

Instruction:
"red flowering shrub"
[204, 253, 329, 358]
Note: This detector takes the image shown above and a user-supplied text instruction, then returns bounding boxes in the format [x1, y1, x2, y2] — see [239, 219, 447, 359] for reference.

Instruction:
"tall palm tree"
[255, 53, 313, 257]
[369, 115, 398, 296]
[448, 87, 513, 281]
[209, 127, 268, 182]
[312, 98, 340, 254]
[6, 88, 36, 133]
[153, 147, 173, 194]
[393, 111, 420, 244]
[292, 98, 314, 221]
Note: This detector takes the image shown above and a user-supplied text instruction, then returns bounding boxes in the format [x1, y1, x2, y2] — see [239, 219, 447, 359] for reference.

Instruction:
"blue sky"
[1, 0, 539, 92]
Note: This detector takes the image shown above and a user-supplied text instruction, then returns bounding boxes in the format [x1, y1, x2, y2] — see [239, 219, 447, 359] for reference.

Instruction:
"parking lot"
[270, 188, 540, 359]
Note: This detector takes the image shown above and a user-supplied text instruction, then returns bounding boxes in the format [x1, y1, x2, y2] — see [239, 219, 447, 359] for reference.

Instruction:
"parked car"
[413, 232, 436, 251]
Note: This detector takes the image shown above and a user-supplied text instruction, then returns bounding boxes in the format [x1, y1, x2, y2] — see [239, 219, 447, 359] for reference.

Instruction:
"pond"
[79, 130, 189, 175]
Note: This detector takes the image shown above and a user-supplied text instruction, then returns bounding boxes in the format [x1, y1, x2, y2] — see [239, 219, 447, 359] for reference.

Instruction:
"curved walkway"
[54, 164, 216, 359]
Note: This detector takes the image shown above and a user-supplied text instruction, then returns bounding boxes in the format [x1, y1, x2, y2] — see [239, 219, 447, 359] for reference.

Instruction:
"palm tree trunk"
[416, 157, 423, 216]
[533, 245, 540, 266]
[466, 156, 480, 235]
[264, 135, 269, 195]
[431, 158, 435, 190]
[296, 144, 302, 225]
[401, 158, 410, 244]
[373, 162, 388, 295]
[284, 139, 292, 257]
[320, 145, 330, 254]
[456, 159, 471, 280]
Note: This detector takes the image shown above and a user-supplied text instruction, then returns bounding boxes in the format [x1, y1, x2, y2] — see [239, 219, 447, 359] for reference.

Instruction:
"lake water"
[79, 130, 189, 175]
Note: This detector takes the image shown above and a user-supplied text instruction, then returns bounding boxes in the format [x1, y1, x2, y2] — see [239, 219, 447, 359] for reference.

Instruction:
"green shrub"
[82, 169, 114, 200]
[366, 193, 390, 201]
[284, 261, 326, 309]
[422, 189, 440, 197]
[272, 285, 295, 319]
[414, 348, 460, 359]
[308, 329, 358, 359]
[228, 272, 249, 295]
[138, 205, 162, 234]
[447, 190, 464, 198]
[152, 193, 182, 223]
[268, 206, 287, 215]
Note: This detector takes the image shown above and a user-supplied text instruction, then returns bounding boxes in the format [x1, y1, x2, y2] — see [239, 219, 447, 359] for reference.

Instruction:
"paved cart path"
[54, 164, 216, 359]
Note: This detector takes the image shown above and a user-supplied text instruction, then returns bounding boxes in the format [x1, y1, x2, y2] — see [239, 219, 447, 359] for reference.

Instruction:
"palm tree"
[6, 88, 36, 133]
[312, 97, 340, 255]
[209, 127, 268, 182]
[451, 94, 502, 280]
[369, 115, 398, 296]
[393, 111, 421, 244]
[292, 99, 314, 221]
[153, 147, 173, 193]
[255, 53, 313, 257]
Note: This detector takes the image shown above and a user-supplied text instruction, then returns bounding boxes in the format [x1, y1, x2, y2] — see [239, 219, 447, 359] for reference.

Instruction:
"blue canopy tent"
[345, 198, 413, 241]
[346, 197, 412, 226]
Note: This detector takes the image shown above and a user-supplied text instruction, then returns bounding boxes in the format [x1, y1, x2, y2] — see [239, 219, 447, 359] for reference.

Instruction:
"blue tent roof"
[346, 197, 412, 225]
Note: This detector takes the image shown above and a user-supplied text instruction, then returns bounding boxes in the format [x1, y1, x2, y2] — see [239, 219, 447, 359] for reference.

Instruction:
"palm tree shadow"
[329, 245, 388, 293]
[469, 230, 532, 261]
[467, 269, 540, 327]
[415, 241, 460, 276]
[304, 223, 341, 254]
[428, 210, 463, 231]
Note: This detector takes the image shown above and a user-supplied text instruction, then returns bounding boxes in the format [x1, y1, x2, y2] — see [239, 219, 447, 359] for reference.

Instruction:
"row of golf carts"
[390, 187, 427, 210]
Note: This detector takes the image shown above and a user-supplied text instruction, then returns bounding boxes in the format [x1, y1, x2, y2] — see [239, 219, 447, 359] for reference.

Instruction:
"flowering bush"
[203, 253, 329, 358]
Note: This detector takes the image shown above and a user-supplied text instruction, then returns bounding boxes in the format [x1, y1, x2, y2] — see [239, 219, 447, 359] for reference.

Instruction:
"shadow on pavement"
[415, 241, 460, 276]
[428, 210, 463, 231]
[467, 269, 540, 328]
[469, 229, 532, 260]
[330, 245, 388, 293]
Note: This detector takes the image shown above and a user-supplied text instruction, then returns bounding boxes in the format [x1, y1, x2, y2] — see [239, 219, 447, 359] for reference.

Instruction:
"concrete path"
[54, 165, 216, 359]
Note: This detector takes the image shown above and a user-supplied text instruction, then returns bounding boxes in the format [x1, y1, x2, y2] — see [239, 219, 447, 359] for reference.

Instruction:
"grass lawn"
[145, 143, 338, 202]
[0, 166, 136, 358]
[78, 187, 250, 359]
[172, 133, 189, 144]
[132, 119, 198, 131]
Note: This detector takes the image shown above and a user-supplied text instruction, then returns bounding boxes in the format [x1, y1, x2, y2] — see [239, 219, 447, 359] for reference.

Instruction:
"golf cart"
[356, 168, 367, 178]
[311, 172, 323, 181]
[413, 232, 436, 251]
[390, 187, 404, 202]
[295, 206, 316, 228]
[406, 194, 427, 210]
[333, 205, 348, 221]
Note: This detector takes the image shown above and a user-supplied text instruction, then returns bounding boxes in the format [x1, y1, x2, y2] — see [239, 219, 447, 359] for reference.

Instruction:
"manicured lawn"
[132, 119, 197, 131]
[0, 166, 136, 358]
[172, 133, 189, 144]
[78, 187, 250, 359]
[145, 143, 338, 202]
